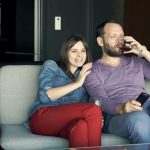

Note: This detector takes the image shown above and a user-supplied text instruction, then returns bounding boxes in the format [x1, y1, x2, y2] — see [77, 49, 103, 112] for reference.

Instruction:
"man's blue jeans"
[104, 98, 150, 143]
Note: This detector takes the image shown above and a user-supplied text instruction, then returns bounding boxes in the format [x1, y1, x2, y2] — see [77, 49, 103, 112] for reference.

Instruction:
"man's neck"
[101, 54, 121, 67]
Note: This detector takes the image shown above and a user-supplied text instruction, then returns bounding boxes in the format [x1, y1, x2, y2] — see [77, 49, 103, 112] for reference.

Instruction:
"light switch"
[55, 16, 61, 30]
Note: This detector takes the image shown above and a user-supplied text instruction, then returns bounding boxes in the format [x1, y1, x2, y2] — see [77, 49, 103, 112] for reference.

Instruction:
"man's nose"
[117, 38, 124, 44]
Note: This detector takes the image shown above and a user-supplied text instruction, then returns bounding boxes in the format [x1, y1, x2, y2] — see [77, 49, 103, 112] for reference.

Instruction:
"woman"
[29, 35, 103, 147]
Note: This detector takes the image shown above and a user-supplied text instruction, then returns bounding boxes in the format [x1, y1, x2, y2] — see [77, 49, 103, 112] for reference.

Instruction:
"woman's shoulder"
[43, 60, 57, 66]
[42, 60, 60, 71]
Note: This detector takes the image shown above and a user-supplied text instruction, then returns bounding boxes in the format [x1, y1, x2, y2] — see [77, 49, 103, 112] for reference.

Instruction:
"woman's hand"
[76, 63, 92, 87]
[47, 63, 92, 100]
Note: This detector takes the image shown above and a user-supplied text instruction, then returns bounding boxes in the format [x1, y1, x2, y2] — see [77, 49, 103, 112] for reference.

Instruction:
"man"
[84, 20, 150, 143]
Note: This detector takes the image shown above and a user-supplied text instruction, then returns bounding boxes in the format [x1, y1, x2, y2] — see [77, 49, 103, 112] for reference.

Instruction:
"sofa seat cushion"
[1, 124, 130, 150]
[101, 133, 130, 146]
[1, 124, 69, 150]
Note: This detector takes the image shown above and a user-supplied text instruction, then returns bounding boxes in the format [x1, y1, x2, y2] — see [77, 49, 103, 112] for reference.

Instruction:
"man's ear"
[97, 37, 104, 47]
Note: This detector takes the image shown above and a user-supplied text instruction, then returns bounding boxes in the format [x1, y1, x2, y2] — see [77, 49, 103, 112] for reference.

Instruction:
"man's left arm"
[124, 36, 150, 79]
[124, 36, 150, 62]
[139, 46, 150, 63]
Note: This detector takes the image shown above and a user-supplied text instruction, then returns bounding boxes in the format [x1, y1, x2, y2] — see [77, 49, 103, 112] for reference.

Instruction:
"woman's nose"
[77, 52, 82, 57]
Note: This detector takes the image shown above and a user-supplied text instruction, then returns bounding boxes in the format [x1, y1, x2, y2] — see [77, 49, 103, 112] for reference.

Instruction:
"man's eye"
[110, 35, 116, 39]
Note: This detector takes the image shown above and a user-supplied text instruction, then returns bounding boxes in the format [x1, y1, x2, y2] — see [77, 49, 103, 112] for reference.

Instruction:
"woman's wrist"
[74, 80, 82, 88]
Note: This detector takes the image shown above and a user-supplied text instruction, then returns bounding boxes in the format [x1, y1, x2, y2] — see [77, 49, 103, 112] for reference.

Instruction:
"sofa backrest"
[0, 65, 150, 124]
[0, 65, 41, 124]
[145, 80, 150, 94]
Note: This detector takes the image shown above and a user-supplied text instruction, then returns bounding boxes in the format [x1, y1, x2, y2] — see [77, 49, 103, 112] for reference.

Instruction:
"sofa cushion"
[1, 124, 130, 150]
[0, 65, 41, 124]
[101, 133, 129, 146]
[1, 124, 69, 150]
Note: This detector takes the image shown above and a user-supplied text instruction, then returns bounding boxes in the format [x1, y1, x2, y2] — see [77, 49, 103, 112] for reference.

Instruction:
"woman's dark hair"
[59, 35, 91, 79]
[96, 20, 119, 38]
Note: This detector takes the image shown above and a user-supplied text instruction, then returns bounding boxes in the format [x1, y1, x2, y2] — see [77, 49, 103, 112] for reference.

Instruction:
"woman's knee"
[86, 103, 102, 114]
[67, 119, 87, 135]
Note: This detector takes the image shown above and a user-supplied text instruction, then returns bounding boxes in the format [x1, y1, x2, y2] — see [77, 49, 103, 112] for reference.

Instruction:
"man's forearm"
[139, 46, 150, 63]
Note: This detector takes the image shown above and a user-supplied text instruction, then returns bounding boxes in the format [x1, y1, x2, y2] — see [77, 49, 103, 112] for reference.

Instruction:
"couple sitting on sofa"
[28, 20, 150, 148]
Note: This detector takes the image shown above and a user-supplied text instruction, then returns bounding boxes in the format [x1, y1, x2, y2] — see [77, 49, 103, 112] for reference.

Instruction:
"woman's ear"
[97, 37, 104, 47]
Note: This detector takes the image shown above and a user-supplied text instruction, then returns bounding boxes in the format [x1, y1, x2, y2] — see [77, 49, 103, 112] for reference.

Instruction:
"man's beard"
[104, 43, 123, 57]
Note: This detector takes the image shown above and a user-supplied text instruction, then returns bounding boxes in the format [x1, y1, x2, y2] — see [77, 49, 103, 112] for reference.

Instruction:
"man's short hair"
[96, 20, 120, 38]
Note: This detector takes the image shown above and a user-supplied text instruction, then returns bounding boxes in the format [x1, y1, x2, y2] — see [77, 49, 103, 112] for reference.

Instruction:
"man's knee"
[125, 111, 150, 143]
[127, 111, 149, 127]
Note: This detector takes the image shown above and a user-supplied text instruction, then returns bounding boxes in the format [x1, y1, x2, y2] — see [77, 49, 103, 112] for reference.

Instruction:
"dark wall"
[16, 0, 34, 52]
[41, 0, 92, 61]
[124, 0, 150, 50]
[92, 0, 124, 60]
[0, 0, 34, 62]
[40, 0, 124, 61]
[1, 0, 16, 49]
[1, 0, 124, 62]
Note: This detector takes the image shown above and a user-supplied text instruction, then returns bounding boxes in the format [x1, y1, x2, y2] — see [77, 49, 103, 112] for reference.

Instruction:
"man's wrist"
[117, 103, 126, 114]
[138, 45, 147, 57]
[120, 103, 127, 114]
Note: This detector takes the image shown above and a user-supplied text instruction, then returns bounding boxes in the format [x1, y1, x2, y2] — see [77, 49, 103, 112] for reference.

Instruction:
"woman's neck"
[70, 67, 78, 74]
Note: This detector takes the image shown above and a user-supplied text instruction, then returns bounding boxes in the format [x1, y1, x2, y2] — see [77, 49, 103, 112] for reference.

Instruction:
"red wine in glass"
[122, 42, 132, 51]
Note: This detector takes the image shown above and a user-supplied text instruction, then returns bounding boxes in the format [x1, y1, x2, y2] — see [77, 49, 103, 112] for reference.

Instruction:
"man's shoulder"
[123, 55, 142, 64]
[85, 59, 102, 80]
[84, 59, 103, 86]
[91, 59, 102, 71]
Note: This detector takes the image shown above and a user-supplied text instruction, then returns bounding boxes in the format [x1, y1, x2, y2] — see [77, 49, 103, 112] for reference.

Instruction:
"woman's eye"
[82, 49, 86, 52]
[70, 49, 86, 53]
[71, 50, 77, 53]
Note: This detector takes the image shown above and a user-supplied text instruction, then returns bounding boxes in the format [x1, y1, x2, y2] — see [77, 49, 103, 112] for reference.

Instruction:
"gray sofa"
[1, 64, 149, 149]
